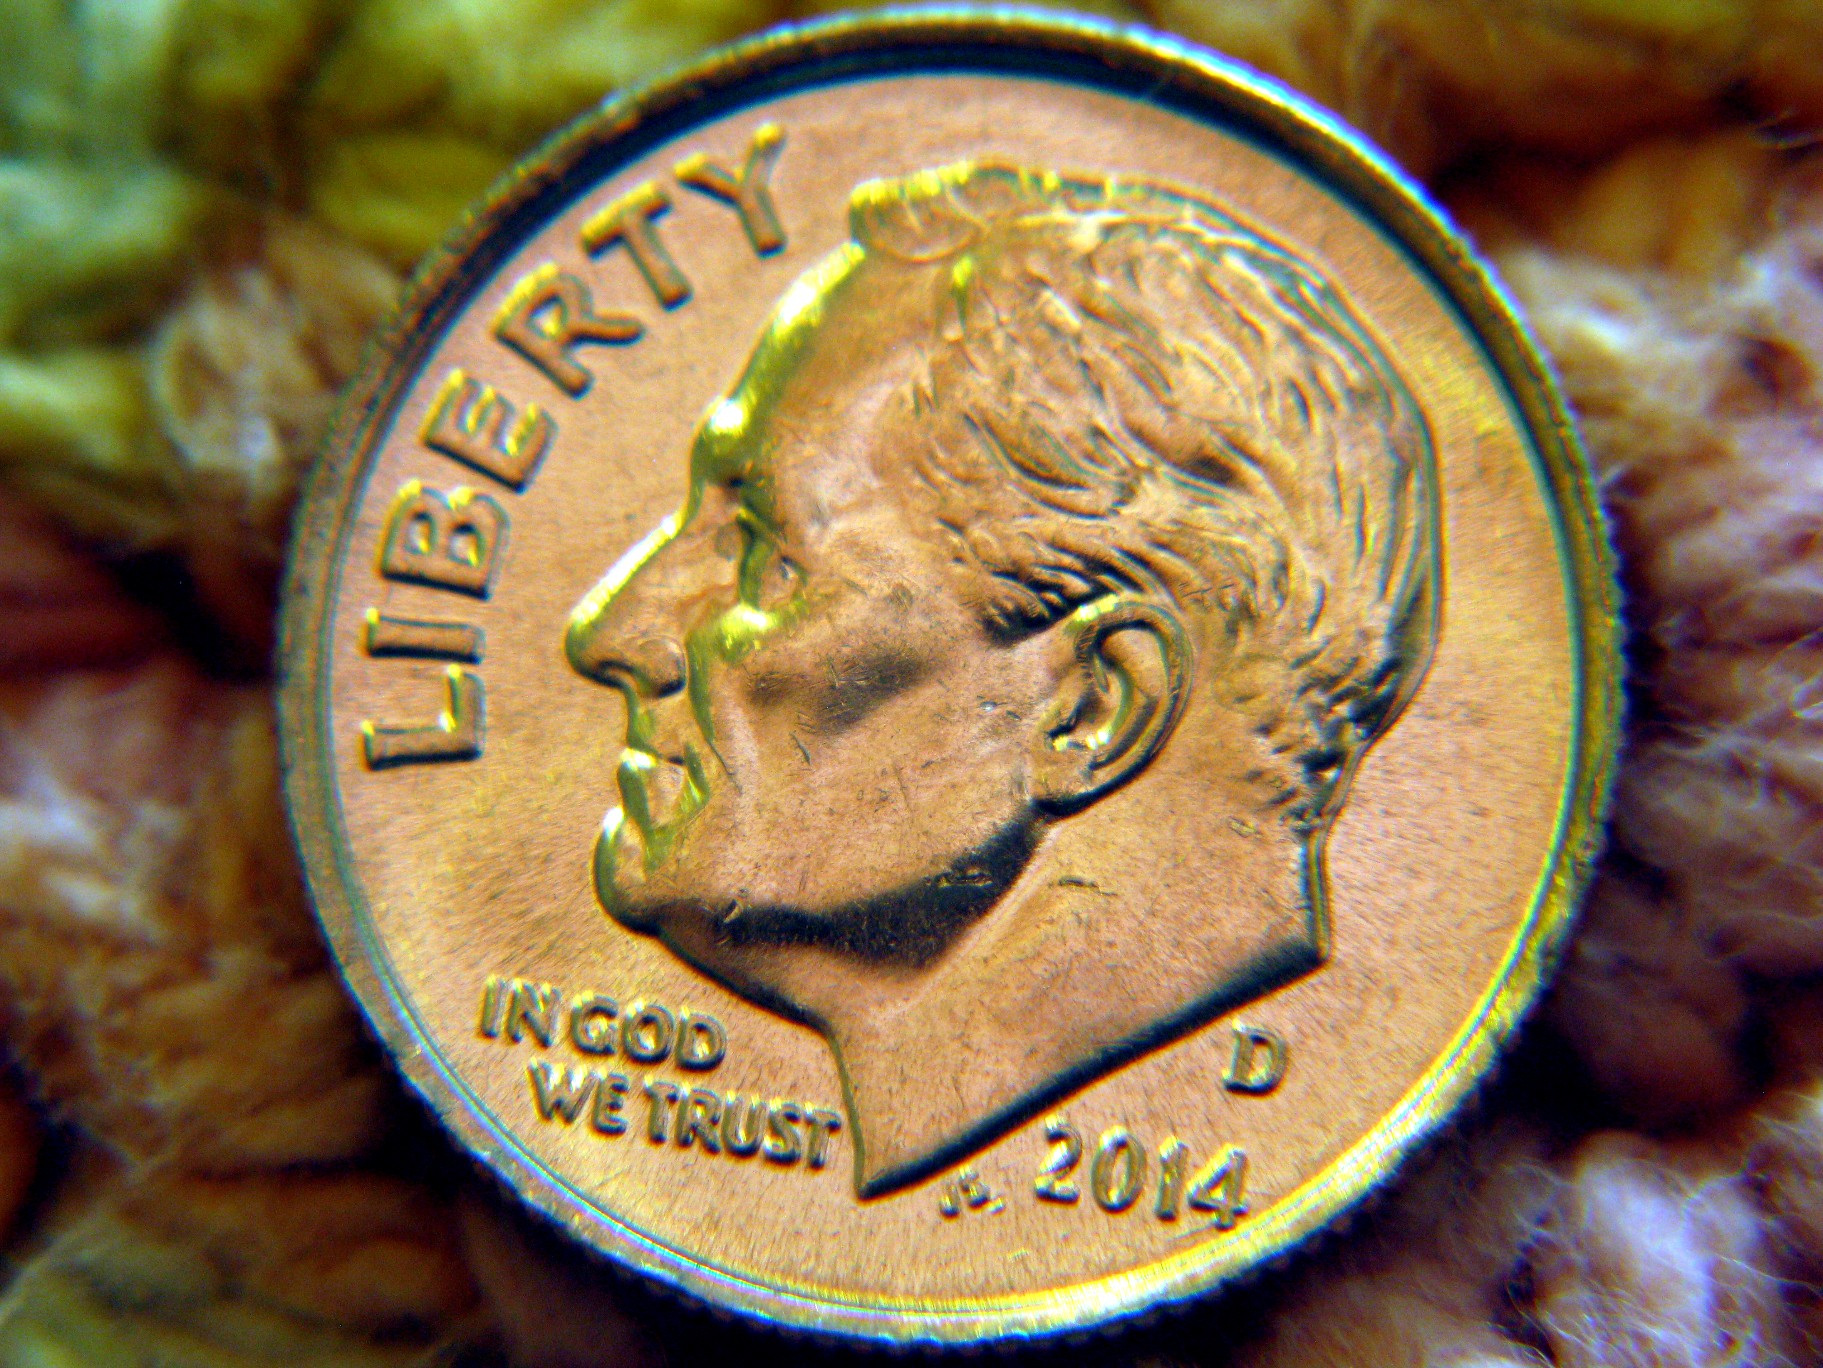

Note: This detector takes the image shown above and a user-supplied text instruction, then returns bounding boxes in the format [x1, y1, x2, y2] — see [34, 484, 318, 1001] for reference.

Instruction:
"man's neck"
[819, 825, 1321, 1197]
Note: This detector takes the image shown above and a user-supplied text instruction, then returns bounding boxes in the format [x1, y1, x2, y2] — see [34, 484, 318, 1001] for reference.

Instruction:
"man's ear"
[1031, 596, 1191, 813]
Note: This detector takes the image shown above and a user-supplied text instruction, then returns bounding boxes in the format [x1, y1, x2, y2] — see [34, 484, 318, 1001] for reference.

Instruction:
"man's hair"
[848, 164, 1439, 832]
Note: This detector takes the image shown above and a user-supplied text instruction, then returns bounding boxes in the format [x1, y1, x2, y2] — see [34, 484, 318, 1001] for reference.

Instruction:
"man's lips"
[637, 754, 693, 824]
[615, 747, 690, 833]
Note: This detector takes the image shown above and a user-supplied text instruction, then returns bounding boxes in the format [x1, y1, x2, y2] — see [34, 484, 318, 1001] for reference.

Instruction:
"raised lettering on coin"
[377, 481, 505, 597]
[1090, 1127, 1145, 1214]
[1187, 1147, 1249, 1229]
[676, 123, 789, 256]
[420, 368, 554, 491]
[1223, 1024, 1289, 1095]
[568, 992, 619, 1054]
[1155, 1138, 1189, 1220]
[362, 610, 483, 662]
[492, 265, 642, 396]
[581, 182, 690, 308]
[360, 666, 483, 769]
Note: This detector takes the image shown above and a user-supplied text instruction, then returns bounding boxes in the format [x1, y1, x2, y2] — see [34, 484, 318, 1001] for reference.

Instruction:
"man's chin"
[592, 807, 665, 932]
[592, 806, 728, 940]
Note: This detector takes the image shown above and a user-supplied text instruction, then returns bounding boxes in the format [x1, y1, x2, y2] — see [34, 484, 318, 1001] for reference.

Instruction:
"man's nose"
[565, 521, 695, 698]
[568, 618, 687, 696]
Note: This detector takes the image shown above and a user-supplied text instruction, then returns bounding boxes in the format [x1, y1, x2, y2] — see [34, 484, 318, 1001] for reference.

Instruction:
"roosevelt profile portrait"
[564, 163, 1440, 1197]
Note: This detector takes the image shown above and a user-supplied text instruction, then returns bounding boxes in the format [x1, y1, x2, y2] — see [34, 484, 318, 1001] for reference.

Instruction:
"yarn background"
[2, 1, 1822, 1364]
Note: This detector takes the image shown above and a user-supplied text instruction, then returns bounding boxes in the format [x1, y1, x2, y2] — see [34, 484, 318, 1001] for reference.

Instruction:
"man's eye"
[766, 555, 802, 601]
[749, 550, 800, 606]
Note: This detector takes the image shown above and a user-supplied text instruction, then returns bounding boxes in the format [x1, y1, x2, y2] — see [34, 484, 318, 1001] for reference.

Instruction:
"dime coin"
[280, 11, 1618, 1347]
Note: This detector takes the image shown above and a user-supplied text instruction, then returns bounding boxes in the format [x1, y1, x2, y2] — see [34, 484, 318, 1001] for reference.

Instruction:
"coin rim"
[278, 6, 1622, 1346]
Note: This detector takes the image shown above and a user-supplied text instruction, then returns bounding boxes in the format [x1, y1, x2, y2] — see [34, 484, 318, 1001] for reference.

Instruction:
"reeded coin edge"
[278, 6, 1622, 1347]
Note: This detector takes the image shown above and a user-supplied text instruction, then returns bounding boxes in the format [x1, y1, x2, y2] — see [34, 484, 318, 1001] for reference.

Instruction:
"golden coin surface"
[280, 11, 1618, 1347]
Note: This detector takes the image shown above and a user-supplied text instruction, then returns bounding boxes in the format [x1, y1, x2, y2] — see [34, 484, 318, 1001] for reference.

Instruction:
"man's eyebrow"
[692, 443, 780, 534]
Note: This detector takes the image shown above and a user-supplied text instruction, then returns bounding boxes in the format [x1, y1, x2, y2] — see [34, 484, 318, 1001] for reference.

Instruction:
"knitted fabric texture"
[2, 2, 1823, 1365]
